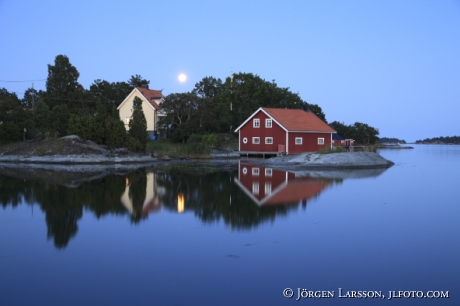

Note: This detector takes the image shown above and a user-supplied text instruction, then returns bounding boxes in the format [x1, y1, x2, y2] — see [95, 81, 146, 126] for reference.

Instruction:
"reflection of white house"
[120, 172, 163, 217]
[117, 85, 165, 139]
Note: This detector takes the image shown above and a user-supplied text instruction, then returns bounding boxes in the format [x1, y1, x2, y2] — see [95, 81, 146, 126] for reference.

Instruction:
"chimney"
[141, 84, 149, 89]
[302, 102, 309, 112]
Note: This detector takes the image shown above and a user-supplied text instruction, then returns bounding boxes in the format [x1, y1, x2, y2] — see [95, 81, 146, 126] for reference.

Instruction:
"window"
[252, 168, 260, 176]
[265, 168, 273, 176]
[253, 119, 260, 128]
[295, 137, 302, 145]
[125, 117, 132, 125]
[265, 183, 272, 195]
[253, 137, 260, 144]
[265, 119, 272, 128]
[243, 137, 248, 144]
[318, 138, 324, 145]
[252, 183, 259, 195]
[265, 137, 273, 144]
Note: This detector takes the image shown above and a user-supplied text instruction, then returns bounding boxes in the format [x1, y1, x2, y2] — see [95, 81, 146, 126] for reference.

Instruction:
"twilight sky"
[1, 0, 459, 142]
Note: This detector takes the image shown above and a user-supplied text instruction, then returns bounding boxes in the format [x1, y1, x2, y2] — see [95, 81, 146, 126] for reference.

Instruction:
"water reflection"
[235, 162, 334, 206]
[0, 162, 388, 249]
[121, 173, 162, 218]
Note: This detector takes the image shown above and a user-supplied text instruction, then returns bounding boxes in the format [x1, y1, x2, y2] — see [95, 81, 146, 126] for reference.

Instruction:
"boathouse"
[234, 107, 336, 155]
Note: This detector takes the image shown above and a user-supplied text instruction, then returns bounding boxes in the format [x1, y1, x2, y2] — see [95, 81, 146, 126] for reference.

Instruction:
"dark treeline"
[329, 121, 379, 145]
[1, 54, 380, 147]
[158, 74, 327, 143]
[0, 55, 149, 150]
[416, 136, 460, 144]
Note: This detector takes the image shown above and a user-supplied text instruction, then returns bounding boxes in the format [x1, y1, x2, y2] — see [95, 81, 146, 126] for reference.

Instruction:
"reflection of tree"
[155, 165, 296, 230]
[0, 175, 32, 208]
[0, 164, 305, 250]
[127, 170, 147, 224]
[0, 173, 128, 249]
[46, 207, 82, 249]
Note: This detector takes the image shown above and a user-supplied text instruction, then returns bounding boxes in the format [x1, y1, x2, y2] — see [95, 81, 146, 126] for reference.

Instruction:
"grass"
[146, 140, 212, 158]
[317, 146, 345, 154]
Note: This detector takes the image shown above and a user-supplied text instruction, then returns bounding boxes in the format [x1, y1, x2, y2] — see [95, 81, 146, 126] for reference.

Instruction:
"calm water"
[0, 145, 459, 306]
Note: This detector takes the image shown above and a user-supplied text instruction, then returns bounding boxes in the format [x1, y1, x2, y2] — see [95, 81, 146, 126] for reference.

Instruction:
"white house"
[117, 85, 165, 139]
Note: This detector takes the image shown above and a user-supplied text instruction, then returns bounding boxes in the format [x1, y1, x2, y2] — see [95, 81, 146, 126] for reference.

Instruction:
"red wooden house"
[234, 162, 332, 206]
[234, 107, 336, 155]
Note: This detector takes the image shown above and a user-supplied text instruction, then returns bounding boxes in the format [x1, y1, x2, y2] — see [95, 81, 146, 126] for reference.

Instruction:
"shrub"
[176, 142, 211, 157]
[127, 136, 144, 152]
[187, 134, 203, 144]
[105, 117, 127, 148]
[202, 134, 220, 147]
[318, 146, 345, 154]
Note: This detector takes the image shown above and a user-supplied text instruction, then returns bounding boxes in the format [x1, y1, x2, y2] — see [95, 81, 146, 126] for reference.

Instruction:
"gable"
[234, 108, 288, 132]
[117, 88, 163, 111]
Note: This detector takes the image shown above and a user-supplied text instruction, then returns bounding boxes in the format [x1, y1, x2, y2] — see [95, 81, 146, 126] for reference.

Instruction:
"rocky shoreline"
[255, 151, 394, 170]
[0, 136, 394, 170]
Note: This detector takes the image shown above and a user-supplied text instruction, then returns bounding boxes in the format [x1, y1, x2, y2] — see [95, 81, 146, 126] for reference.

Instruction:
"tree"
[34, 99, 51, 135]
[0, 88, 34, 143]
[306, 103, 327, 123]
[330, 121, 379, 145]
[220, 73, 307, 131]
[128, 97, 148, 151]
[67, 114, 104, 144]
[187, 73, 307, 134]
[105, 117, 127, 148]
[22, 87, 43, 109]
[89, 79, 132, 106]
[49, 104, 70, 137]
[329, 121, 350, 138]
[128, 74, 150, 88]
[159, 92, 201, 142]
[45, 55, 85, 111]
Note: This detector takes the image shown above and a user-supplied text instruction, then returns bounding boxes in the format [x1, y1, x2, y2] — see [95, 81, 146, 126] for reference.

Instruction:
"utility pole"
[230, 69, 234, 132]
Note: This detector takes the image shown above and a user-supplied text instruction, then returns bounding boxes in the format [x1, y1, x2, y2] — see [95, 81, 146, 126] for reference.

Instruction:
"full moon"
[178, 73, 187, 82]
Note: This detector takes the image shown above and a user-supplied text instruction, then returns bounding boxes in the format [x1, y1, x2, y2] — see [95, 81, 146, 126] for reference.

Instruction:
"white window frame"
[295, 137, 303, 145]
[318, 138, 324, 145]
[265, 119, 272, 128]
[252, 137, 260, 144]
[125, 117, 132, 125]
[252, 168, 260, 176]
[252, 183, 259, 195]
[253, 119, 260, 128]
[265, 137, 273, 144]
[265, 168, 272, 177]
[265, 183, 272, 195]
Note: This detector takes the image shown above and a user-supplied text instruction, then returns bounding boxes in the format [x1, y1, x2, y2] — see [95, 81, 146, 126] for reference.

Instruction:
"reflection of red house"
[234, 107, 336, 155]
[234, 162, 332, 206]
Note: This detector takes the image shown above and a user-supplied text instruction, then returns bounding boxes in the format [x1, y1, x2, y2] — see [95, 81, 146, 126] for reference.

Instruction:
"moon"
[178, 73, 187, 82]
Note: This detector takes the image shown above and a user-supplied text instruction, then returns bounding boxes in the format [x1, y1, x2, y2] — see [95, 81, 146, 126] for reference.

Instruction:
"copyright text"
[282, 288, 450, 300]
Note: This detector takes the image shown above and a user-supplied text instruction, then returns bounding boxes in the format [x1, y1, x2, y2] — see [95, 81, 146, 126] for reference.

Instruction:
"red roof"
[137, 87, 164, 109]
[262, 108, 335, 132]
[264, 179, 331, 205]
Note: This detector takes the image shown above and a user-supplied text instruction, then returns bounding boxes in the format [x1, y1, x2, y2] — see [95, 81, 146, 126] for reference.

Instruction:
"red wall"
[333, 140, 345, 146]
[288, 132, 332, 154]
[239, 111, 286, 152]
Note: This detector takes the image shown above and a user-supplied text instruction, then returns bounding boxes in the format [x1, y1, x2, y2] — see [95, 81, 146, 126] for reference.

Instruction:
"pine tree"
[128, 97, 148, 151]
